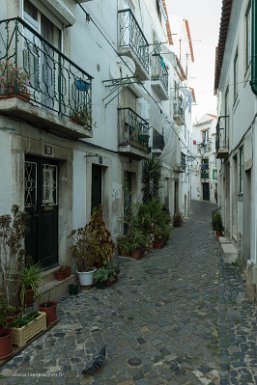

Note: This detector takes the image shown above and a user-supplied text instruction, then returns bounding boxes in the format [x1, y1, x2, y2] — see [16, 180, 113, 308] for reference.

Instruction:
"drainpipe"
[250, 0, 257, 95]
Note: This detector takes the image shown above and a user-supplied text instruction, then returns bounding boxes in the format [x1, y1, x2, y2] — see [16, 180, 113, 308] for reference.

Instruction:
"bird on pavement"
[81, 345, 106, 375]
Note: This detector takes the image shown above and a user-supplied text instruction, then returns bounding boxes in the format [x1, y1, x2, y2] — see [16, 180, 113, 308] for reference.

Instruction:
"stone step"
[221, 243, 238, 264]
[36, 272, 75, 304]
[219, 236, 230, 244]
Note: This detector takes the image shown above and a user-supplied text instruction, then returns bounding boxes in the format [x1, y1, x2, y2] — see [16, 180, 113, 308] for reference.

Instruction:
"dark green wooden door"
[25, 157, 58, 268]
[91, 164, 102, 212]
[202, 182, 210, 201]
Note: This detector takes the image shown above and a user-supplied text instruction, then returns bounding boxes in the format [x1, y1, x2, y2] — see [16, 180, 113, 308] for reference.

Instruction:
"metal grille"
[25, 161, 37, 208]
[42, 164, 58, 206]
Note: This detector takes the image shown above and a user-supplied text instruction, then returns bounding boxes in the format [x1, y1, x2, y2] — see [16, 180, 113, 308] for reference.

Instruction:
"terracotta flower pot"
[25, 288, 34, 307]
[0, 329, 13, 359]
[54, 266, 71, 281]
[130, 249, 142, 260]
[39, 301, 57, 325]
[153, 240, 164, 249]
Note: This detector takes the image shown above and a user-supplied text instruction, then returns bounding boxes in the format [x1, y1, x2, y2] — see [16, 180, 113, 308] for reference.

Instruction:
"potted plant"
[9, 310, 46, 348]
[70, 107, 91, 127]
[20, 264, 42, 309]
[54, 265, 71, 281]
[0, 205, 28, 307]
[173, 212, 183, 227]
[0, 60, 31, 100]
[116, 235, 130, 256]
[68, 283, 79, 295]
[128, 229, 148, 259]
[39, 300, 58, 326]
[212, 210, 223, 237]
[70, 205, 115, 286]
[93, 261, 120, 289]
[0, 291, 14, 359]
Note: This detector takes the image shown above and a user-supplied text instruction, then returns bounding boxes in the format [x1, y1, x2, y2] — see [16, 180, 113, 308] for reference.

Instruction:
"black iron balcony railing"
[151, 55, 168, 94]
[0, 17, 92, 128]
[216, 116, 229, 158]
[118, 107, 149, 152]
[201, 170, 209, 179]
[118, 9, 149, 74]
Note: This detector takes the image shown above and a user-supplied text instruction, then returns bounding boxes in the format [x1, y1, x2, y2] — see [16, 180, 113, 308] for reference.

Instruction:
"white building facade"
[215, 0, 257, 287]
[191, 114, 218, 204]
[0, 0, 194, 295]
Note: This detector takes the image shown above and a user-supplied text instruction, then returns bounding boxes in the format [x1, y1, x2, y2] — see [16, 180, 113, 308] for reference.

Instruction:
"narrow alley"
[1, 200, 256, 385]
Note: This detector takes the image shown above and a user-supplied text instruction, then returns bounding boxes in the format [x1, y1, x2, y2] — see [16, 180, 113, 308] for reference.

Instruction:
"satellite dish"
[110, 56, 136, 79]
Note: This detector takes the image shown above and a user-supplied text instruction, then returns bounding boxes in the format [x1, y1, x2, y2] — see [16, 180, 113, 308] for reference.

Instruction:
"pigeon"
[81, 345, 106, 375]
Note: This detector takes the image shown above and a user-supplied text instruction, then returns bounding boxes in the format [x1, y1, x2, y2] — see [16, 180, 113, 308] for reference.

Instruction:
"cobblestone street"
[0, 200, 256, 385]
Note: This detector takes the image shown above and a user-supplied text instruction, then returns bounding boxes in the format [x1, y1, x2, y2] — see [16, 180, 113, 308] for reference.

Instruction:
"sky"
[166, 0, 223, 122]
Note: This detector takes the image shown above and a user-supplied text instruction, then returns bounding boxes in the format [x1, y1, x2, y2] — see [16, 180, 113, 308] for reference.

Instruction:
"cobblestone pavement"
[0, 200, 256, 385]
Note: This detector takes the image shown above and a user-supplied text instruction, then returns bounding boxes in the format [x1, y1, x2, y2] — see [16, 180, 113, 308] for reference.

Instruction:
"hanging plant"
[141, 156, 161, 203]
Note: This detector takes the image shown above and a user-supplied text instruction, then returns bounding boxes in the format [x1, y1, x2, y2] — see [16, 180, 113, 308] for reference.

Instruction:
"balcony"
[0, 17, 93, 139]
[173, 97, 185, 126]
[152, 130, 165, 154]
[216, 116, 229, 158]
[118, 107, 149, 159]
[118, 9, 149, 80]
[201, 170, 209, 179]
[151, 55, 169, 100]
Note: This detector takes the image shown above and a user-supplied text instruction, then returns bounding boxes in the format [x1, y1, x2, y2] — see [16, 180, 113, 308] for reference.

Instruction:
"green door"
[25, 157, 58, 268]
[91, 164, 102, 212]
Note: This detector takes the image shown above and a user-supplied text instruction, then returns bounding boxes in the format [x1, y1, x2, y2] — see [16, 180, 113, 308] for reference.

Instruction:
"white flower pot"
[77, 269, 96, 286]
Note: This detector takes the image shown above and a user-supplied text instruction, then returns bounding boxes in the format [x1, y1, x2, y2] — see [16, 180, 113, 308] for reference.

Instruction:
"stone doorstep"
[219, 236, 230, 244]
[36, 274, 75, 304]
[221, 243, 238, 264]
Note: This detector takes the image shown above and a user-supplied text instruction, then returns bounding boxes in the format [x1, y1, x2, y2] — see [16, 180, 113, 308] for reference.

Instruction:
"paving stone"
[2, 201, 257, 384]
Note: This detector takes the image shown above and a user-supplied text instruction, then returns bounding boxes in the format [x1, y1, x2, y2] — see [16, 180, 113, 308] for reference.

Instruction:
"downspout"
[250, 0, 257, 95]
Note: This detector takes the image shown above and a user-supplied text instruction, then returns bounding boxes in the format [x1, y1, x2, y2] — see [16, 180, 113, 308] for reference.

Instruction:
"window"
[233, 49, 238, 102]
[181, 152, 186, 170]
[212, 169, 217, 180]
[202, 130, 209, 145]
[239, 147, 244, 193]
[245, 2, 251, 70]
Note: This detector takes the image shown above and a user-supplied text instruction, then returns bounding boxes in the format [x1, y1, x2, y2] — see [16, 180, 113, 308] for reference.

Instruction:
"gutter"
[251, 0, 257, 95]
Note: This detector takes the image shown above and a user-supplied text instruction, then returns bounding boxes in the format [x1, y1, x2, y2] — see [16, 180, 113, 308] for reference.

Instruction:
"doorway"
[202, 182, 210, 201]
[25, 157, 58, 268]
[91, 164, 102, 212]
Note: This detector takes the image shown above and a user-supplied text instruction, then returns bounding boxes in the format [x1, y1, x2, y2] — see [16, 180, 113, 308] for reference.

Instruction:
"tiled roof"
[214, 0, 233, 93]
[162, 0, 173, 45]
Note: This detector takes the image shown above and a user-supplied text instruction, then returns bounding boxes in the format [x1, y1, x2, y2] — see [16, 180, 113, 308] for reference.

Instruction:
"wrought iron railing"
[118, 9, 149, 74]
[151, 55, 168, 93]
[201, 170, 209, 179]
[0, 17, 92, 128]
[216, 117, 229, 151]
[118, 107, 149, 152]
